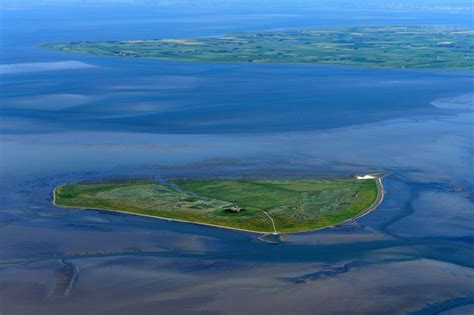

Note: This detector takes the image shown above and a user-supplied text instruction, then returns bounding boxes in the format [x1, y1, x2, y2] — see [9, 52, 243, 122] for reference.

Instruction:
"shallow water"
[0, 1, 473, 314]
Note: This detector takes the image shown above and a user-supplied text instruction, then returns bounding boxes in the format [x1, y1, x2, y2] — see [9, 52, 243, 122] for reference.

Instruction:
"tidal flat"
[1, 1, 473, 314]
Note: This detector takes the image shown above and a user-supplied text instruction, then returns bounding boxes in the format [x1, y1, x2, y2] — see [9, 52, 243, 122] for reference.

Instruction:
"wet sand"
[1, 107, 473, 313]
[1, 3, 473, 313]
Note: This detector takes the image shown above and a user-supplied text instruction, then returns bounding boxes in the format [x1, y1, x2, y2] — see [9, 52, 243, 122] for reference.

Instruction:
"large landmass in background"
[43, 26, 474, 69]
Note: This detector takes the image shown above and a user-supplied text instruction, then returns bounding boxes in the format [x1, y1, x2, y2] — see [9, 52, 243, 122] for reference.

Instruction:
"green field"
[42, 26, 474, 69]
[54, 178, 381, 233]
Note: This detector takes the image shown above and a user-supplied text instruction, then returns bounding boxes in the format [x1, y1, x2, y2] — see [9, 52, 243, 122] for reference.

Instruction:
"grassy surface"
[54, 178, 380, 233]
[42, 26, 474, 69]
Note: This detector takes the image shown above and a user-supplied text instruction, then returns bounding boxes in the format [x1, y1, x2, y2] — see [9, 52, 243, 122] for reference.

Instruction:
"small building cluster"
[229, 205, 245, 212]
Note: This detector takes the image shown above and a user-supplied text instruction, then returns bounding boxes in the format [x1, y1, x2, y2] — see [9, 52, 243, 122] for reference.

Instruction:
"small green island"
[53, 177, 382, 233]
[42, 26, 474, 69]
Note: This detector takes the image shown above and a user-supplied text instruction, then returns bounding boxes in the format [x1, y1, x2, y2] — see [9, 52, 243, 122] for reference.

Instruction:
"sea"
[0, 1, 473, 313]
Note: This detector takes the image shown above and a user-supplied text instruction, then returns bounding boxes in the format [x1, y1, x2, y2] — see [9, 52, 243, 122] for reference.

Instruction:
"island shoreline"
[51, 177, 385, 235]
[38, 46, 472, 72]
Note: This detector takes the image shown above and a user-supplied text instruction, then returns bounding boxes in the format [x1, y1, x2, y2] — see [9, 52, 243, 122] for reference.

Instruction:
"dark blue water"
[3, 60, 472, 134]
[0, 1, 473, 314]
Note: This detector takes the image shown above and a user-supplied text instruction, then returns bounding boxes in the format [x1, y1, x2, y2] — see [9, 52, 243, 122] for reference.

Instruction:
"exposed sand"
[431, 93, 474, 110]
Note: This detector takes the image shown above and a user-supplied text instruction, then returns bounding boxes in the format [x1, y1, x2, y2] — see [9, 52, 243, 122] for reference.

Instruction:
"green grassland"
[54, 178, 380, 233]
[42, 26, 474, 69]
